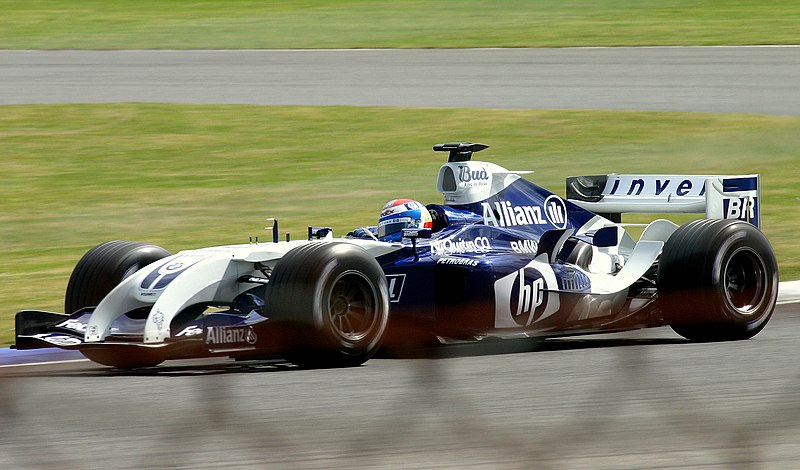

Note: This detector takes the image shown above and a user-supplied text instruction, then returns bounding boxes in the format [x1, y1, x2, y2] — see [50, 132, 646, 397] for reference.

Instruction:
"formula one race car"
[15, 142, 779, 369]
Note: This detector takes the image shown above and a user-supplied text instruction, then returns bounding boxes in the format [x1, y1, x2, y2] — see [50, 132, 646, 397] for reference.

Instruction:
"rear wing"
[566, 174, 761, 228]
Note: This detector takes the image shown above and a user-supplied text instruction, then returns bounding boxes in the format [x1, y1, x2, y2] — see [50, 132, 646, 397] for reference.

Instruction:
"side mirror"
[401, 228, 432, 240]
[402, 228, 432, 262]
[308, 226, 333, 240]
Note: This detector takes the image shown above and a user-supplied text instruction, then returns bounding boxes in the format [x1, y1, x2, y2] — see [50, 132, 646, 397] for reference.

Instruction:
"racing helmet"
[377, 199, 433, 242]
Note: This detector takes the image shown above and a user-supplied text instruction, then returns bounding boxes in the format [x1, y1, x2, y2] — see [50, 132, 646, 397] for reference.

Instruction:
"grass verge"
[2, 103, 799, 345]
[1, 0, 799, 49]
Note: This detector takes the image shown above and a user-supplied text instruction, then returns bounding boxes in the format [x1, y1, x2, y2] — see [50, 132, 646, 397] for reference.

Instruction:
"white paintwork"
[575, 198, 706, 214]
[84, 264, 167, 342]
[639, 219, 679, 242]
[573, 215, 635, 275]
[143, 255, 244, 343]
[576, 218, 671, 292]
[84, 238, 402, 343]
[437, 160, 528, 205]
[569, 174, 761, 227]
[585, 240, 663, 295]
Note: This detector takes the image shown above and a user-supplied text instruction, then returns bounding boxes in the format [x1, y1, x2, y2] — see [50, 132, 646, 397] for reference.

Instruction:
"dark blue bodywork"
[369, 175, 655, 340]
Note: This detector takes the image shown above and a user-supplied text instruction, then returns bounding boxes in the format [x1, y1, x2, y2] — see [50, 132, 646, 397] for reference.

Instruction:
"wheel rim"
[723, 247, 767, 315]
[327, 270, 379, 342]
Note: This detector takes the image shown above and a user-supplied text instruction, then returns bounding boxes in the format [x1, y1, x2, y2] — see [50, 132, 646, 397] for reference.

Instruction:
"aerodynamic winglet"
[433, 142, 489, 162]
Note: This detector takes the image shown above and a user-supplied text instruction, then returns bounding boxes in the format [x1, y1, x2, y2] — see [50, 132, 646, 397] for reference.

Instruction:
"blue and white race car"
[15, 142, 779, 368]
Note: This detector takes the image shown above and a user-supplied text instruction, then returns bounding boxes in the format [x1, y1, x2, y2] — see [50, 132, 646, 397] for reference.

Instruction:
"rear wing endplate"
[566, 174, 761, 228]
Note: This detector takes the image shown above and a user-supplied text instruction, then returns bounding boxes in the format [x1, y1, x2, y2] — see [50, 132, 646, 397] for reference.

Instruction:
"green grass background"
[1, 0, 799, 49]
[2, 1, 799, 345]
[2, 104, 799, 344]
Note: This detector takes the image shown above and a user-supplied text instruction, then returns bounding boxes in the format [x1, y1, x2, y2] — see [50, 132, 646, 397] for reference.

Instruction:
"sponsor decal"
[508, 268, 545, 326]
[494, 262, 560, 328]
[152, 310, 166, 331]
[205, 325, 258, 348]
[723, 197, 758, 222]
[543, 195, 568, 229]
[386, 274, 406, 303]
[437, 257, 480, 267]
[33, 333, 82, 347]
[57, 318, 88, 333]
[381, 199, 424, 217]
[457, 165, 490, 187]
[140, 253, 212, 292]
[175, 325, 203, 337]
[607, 176, 706, 197]
[430, 236, 491, 256]
[510, 239, 539, 255]
[482, 197, 568, 229]
[379, 216, 413, 228]
[164, 261, 184, 272]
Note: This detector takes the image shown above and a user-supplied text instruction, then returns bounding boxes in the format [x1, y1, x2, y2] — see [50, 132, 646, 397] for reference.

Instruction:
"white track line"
[778, 280, 800, 305]
[0, 358, 90, 368]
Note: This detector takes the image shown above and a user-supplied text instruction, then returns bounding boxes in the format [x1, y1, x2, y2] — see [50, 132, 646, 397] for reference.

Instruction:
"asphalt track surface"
[2, 46, 800, 114]
[2, 305, 800, 469]
[3, 47, 800, 468]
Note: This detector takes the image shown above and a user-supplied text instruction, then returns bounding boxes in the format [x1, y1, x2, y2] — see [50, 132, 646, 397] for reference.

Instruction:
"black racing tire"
[65, 241, 171, 369]
[265, 242, 390, 368]
[65, 240, 171, 314]
[658, 219, 778, 342]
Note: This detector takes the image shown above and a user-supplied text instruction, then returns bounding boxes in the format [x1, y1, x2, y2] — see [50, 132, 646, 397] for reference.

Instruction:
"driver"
[378, 199, 433, 242]
[349, 199, 433, 242]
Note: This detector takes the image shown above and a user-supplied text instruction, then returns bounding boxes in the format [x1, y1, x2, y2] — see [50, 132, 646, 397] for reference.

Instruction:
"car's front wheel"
[65, 240, 172, 314]
[658, 219, 778, 341]
[265, 242, 390, 368]
[66, 240, 171, 368]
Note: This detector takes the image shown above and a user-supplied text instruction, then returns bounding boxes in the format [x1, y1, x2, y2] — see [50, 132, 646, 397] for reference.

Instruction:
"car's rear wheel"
[66, 240, 171, 368]
[658, 219, 778, 341]
[265, 242, 389, 368]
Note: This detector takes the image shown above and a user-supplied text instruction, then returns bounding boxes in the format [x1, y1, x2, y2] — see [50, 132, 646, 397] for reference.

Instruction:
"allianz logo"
[431, 236, 491, 255]
[482, 195, 567, 229]
[205, 325, 258, 345]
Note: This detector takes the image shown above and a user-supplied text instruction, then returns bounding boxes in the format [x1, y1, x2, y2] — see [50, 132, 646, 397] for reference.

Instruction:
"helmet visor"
[377, 217, 413, 239]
